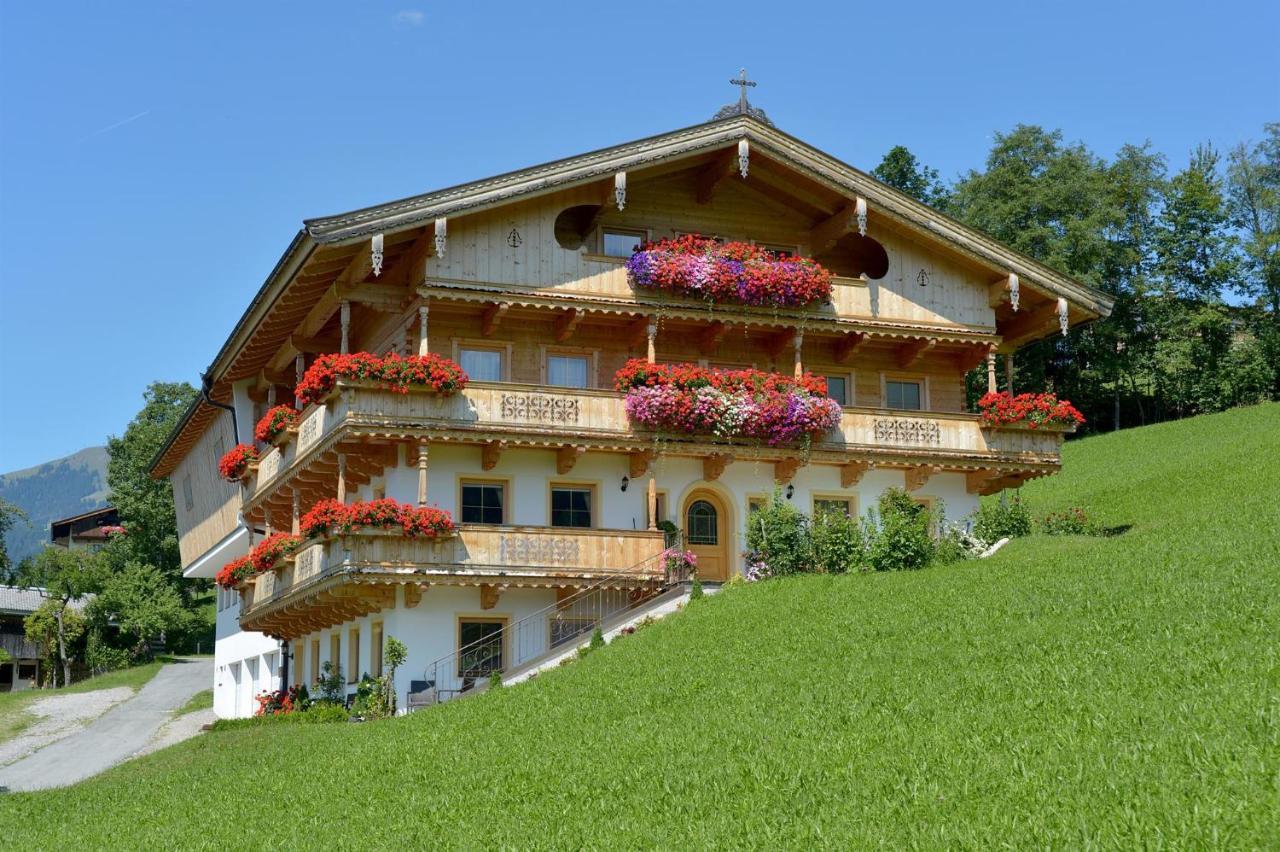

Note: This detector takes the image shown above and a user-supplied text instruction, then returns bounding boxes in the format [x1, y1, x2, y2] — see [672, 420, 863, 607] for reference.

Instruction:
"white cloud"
[393, 10, 425, 27]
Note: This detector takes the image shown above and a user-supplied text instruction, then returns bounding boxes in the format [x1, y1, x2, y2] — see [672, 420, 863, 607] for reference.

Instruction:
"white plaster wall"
[214, 595, 282, 718]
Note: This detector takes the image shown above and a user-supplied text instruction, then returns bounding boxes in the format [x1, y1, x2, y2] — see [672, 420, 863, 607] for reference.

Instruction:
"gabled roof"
[0, 585, 92, 616]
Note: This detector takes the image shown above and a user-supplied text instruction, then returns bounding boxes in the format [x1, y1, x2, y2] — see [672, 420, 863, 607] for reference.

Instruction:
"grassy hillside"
[3, 406, 1277, 848]
[1, 446, 109, 563]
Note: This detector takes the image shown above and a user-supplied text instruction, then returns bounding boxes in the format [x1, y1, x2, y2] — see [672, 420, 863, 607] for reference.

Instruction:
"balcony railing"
[249, 381, 1067, 500]
[239, 524, 667, 620]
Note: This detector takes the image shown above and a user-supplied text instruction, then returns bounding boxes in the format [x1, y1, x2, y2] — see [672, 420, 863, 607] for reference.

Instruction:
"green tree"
[1154, 146, 1238, 301]
[90, 562, 189, 660]
[872, 145, 948, 207]
[0, 499, 30, 580]
[106, 381, 198, 587]
[16, 546, 103, 686]
[1227, 123, 1280, 393]
[25, 600, 86, 687]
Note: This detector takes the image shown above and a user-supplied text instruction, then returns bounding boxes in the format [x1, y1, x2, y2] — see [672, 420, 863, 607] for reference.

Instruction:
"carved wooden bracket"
[555, 586, 576, 610]
[840, 461, 874, 487]
[834, 332, 868, 364]
[627, 315, 651, 347]
[766, 328, 796, 360]
[774, 458, 802, 484]
[965, 470, 1000, 494]
[403, 583, 427, 608]
[699, 321, 729, 354]
[955, 344, 993, 373]
[703, 453, 733, 481]
[556, 445, 585, 475]
[482, 441, 506, 471]
[629, 450, 654, 479]
[481, 302, 510, 337]
[555, 308, 583, 342]
[897, 338, 938, 369]
[905, 465, 941, 492]
[809, 204, 860, 253]
[480, 584, 502, 610]
[998, 302, 1059, 348]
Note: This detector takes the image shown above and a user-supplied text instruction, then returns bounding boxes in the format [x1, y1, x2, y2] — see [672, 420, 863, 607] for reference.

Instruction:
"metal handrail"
[416, 539, 683, 705]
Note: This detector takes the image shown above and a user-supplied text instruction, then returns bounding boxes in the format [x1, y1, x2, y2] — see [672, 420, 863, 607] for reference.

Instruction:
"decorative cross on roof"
[730, 68, 757, 113]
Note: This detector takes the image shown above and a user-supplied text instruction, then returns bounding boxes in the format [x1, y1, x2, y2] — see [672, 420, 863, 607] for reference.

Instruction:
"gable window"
[547, 354, 590, 388]
[458, 618, 505, 678]
[550, 485, 593, 528]
[602, 228, 645, 258]
[823, 375, 848, 407]
[458, 347, 503, 382]
[461, 481, 505, 525]
[885, 379, 923, 411]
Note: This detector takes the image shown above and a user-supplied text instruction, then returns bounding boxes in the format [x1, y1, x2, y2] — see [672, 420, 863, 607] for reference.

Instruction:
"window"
[814, 498, 853, 518]
[885, 379, 923, 410]
[461, 481, 505, 525]
[687, 500, 718, 545]
[330, 633, 341, 673]
[458, 619, 505, 678]
[310, 638, 320, 685]
[458, 347, 503, 382]
[747, 496, 767, 515]
[549, 615, 598, 648]
[182, 475, 194, 511]
[551, 486, 593, 528]
[18, 663, 37, 681]
[348, 628, 360, 684]
[371, 622, 384, 678]
[547, 354, 590, 388]
[602, 228, 645, 258]
[759, 243, 797, 257]
[824, 375, 848, 406]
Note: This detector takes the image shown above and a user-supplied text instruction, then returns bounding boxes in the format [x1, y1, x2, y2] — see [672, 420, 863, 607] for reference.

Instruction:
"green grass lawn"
[3, 405, 1277, 848]
[175, 688, 213, 718]
[0, 657, 174, 746]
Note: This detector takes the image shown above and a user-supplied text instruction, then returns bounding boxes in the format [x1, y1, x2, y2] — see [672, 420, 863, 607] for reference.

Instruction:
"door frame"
[680, 485, 736, 581]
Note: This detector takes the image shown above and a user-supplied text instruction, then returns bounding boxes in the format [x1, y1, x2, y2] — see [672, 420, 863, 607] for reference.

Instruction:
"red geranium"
[215, 555, 254, 589]
[255, 405, 299, 443]
[300, 497, 456, 540]
[218, 444, 259, 482]
[249, 532, 301, 573]
[977, 391, 1085, 429]
[295, 352, 468, 408]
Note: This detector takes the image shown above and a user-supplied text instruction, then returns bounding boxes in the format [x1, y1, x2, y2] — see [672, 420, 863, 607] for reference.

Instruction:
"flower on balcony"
[977, 391, 1085, 429]
[249, 532, 301, 573]
[614, 359, 841, 446]
[295, 352, 468, 408]
[300, 497, 456, 541]
[625, 234, 833, 307]
[100, 525, 126, 537]
[217, 444, 259, 482]
[215, 555, 254, 589]
[255, 405, 299, 444]
[662, 547, 697, 582]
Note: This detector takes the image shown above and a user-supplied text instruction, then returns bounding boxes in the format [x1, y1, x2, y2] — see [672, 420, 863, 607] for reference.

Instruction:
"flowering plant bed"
[255, 405, 299, 444]
[662, 547, 697, 582]
[217, 444, 259, 482]
[625, 234, 833, 307]
[614, 359, 841, 446]
[249, 532, 302, 573]
[295, 352, 468, 408]
[300, 498, 456, 541]
[977, 391, 1085, 429]
[215, 555, 255, 589]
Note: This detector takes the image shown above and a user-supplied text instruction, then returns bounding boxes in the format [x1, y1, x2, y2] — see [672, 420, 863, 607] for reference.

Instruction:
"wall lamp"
[784, 484, 794, 500]
[620, 475, 630, 492]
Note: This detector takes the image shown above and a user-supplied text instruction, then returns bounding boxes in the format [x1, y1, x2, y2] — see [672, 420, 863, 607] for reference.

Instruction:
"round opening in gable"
[553, 204, 604, 251]
[815, 233, 890, 280]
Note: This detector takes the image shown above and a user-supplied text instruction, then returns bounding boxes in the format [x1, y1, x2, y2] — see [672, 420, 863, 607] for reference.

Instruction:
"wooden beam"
[988, 274, 1015, 308]
[479, 584, 502, 610]
[403, 583, 426, 608]
[809, 205, 859, 253]
[297, 244, 375, 339]
[896, 338, 937, 369]
[627, 315, 651, 348]
[554, 308, 583, 343]
[694, 150, 738, 204]
[289, 333, 341, 355]
[905, 465, 941, 492]
[954, 344, 992, 373]
[335, 281, 412, 312]
[556, 445, 585, 475]
[840, 461, 873, 488]
[699, 321, 729, 355]
[998, 302, 1059, 349]
[766, 328, 796, 360]
[482, 441, 505, 471]
[702, 453, 733, 482]
[390, 225, 435, 286]
[774, 458, 802, 484]
[481, 302, 510, 337]
[834, 332, 868, 364]
[965, 470, 1000, 494]
[628, 450, 653, 479]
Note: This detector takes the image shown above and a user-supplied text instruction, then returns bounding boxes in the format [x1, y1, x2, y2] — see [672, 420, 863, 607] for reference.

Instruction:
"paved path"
[0, 657, 212, 793]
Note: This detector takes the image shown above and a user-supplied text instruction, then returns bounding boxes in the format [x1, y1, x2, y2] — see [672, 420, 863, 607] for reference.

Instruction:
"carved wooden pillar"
[339, 300, 351, 354]
[263, 507, 273, 537]
[793, 330, 804, 379]
[1004, 354, 1015, 394]
[986, 350, 998, 394]
[291, 490, 300, 537]
[418, 305, 430, 356]
[294, 354, 305, 408]
[336, 453, 347, 504]
[417, 440, 429, 506]
[266, 384, 276, 410]
[648, 470, 658, 532]
[646, 319, 657, 364]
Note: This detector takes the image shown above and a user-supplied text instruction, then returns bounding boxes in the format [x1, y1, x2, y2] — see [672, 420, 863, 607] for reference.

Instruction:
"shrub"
[810, 508, 868, 573]
[933, 524, 990, 565]
[314, 661, 345, 705]
[744, 490, 812, 576]
[690, 577, 704, 599]
[868, 488, 934, 572]
[972, 495, 1033, 541]
[1040, 507, 1102, 536]
[210, 703, 347, 731]
[588, 627, 606, 650]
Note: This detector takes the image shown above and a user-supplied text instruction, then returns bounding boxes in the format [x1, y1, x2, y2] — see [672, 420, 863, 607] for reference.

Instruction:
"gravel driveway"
[0, 657, 212, 793]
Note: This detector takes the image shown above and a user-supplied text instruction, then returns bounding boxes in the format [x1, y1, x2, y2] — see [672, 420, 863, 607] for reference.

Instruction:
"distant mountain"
[1, 446, 110, 565]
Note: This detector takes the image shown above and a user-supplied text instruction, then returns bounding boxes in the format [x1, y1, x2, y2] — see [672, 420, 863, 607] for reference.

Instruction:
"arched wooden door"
[683, 490, 729, 582]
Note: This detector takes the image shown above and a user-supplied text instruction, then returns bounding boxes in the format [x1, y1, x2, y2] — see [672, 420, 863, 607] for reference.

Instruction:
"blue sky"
[0, 1, 1276, 472]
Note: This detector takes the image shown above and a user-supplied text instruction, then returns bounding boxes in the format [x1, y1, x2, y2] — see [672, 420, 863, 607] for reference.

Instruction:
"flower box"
[300, 498, 457, 542]
[255, 405, 300, 445]
[976, 391, 1084, 430]
[295, 352, 468, 408]
[217, 444, 259, 483]
[626, 234, 833, 308]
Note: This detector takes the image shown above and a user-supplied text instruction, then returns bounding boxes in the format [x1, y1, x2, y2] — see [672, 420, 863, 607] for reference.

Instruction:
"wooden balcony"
[239, 525, 667, 639]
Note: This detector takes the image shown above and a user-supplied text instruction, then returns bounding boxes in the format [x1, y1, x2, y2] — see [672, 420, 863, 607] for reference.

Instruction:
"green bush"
[1040, 507, 1103, 536]
[209, 703, 348, 731]
[868, 489, 934, 572]
[744, 489, 812, 576]
[810, 508, 868, 573]
[972, 495, 1033, 541]
[314, 661, 345, 705]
